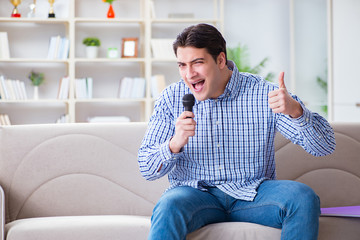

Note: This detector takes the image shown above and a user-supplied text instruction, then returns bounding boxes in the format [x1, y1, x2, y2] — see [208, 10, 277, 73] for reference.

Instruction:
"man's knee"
[283, 181, 320, 214]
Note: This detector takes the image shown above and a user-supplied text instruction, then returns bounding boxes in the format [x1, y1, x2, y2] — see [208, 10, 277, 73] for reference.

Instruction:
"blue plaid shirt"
[138, 61, 336, 201]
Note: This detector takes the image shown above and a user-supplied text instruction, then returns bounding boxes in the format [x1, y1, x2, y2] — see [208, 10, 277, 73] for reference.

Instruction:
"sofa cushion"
[5, 215, 150, 240]
[187, 222, 281, 240]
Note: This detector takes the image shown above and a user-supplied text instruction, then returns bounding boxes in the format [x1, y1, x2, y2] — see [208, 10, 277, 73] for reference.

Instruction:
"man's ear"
[217, 52, 227, 69]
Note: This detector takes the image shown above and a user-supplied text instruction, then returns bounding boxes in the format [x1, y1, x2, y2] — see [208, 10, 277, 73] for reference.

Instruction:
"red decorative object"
[107, 4, 115, 18]
[11, 13, 21, 17]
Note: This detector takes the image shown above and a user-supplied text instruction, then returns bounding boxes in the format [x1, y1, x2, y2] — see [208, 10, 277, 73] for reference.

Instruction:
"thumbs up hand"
[268, 72, 303, 118]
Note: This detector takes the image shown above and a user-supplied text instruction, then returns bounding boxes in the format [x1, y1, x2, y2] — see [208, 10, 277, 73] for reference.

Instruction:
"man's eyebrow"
[177, 58, 205, 65]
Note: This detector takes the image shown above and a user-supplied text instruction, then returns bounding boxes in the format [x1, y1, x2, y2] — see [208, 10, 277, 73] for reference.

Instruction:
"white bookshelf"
[0, 0, 224, 125]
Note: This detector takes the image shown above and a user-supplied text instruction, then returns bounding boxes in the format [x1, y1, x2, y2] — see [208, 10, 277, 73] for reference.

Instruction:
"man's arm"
[268, 72, 336, 156]
[138, 88, 196, 181]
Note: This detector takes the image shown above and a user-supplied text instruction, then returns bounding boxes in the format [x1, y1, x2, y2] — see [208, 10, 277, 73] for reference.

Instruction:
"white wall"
[332, 0, 360, 122]
[224, 0, 291, 87]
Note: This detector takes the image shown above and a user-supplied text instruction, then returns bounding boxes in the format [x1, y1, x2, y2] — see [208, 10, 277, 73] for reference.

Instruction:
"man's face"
[176, 47, 226, 101]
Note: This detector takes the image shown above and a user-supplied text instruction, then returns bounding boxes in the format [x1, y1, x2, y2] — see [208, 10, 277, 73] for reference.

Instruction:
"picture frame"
[121, 38, 138, 58]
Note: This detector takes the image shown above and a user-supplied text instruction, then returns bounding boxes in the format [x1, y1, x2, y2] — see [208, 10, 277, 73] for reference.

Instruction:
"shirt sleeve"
[138, 89, 184, 181]
[275, 95, 336, 157]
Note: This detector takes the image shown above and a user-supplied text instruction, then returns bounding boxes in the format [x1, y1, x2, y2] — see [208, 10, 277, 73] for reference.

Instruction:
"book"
[151, 74, 166, 98]
[118, 77, 146, 99]
[86, 77, 93, 99]
[0, 76, 5, 99]
[151, 39, 176, 59]
[131, 77, 146, 99]
[321, 206, 360, 218]
[47, 36, 69, 60]
[56, 114, 70, 123]
[118, 77, 133, 99]
[75, 77, 92, 99]
[0, 32, 10, 59]
[58, 76, 70, 99]
[0, 114, 11, 125]
[75, 78, 86, 99]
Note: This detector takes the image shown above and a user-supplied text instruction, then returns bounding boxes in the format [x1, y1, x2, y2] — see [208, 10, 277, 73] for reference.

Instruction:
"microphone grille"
[182, 94, 195, 106]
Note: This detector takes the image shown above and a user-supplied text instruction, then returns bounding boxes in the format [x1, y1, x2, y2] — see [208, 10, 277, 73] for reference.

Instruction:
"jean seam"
[186, 205, 225, 231]
[230, 202, 287, 214]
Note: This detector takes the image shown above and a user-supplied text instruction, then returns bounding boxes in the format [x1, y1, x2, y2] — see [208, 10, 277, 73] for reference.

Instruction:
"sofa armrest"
[0, 185, 4, 240]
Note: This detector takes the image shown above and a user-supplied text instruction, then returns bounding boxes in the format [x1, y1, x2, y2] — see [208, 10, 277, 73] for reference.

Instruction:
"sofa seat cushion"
[5, 215, 151, 240]
[187, 222, 281, 240]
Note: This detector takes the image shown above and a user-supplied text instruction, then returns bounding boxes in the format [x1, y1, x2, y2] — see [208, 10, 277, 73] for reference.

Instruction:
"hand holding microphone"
[169, 94, 196, 153]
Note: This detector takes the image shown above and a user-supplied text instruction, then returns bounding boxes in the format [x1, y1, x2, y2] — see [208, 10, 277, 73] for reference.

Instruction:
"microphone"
[182, 94, 195, 112]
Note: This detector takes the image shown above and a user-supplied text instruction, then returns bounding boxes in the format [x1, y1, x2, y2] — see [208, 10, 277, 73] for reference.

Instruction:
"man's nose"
[186, 67, 196, 79]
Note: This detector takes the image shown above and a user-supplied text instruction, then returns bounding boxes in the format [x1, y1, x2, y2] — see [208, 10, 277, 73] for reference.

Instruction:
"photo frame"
[121, 38, 138, 58]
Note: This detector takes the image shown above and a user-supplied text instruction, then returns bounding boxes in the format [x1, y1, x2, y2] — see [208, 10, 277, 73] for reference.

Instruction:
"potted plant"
[227, 43, 275, 82]
[28, 71, 45, 100]
[83, 37, 101, 58]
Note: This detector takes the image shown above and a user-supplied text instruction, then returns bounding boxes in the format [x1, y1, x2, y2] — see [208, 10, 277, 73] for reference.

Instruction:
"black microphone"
[182, 94, 195, 112]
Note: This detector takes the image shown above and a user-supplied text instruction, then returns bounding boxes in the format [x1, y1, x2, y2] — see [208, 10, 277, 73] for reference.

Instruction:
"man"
[138, 23, 336, 240]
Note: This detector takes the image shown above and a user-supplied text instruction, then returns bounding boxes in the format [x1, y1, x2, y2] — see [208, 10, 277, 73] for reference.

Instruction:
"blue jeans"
[148, 180, 320, 240]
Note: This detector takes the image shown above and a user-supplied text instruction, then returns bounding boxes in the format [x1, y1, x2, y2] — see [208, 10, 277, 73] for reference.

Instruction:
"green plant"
[102, 0, 117, 4]
[227, 43, 275, 82]
[317, 75, 328, 114]
[82, 37, 101, 47]
[28, 71, 44, 86]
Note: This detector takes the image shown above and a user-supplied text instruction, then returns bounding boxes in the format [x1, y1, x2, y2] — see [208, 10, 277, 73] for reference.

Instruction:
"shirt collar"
[218, 60, 243, 100]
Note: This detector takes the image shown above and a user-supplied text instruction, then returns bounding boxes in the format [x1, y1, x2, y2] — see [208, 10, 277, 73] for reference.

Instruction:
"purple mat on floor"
[321, 206, 360, 217]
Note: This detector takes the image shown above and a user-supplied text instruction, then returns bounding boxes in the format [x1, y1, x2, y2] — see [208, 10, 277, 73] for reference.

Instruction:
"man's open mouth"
[192, 80, 205, 92]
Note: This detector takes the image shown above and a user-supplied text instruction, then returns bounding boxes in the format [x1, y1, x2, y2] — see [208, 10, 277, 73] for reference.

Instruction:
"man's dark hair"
[173, 23, 227, 63]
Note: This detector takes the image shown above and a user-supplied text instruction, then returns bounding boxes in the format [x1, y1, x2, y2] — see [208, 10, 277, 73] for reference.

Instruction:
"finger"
[180, 111, 195, 119]
[278, 71, 286, 89]
[268, 89, 280, 98]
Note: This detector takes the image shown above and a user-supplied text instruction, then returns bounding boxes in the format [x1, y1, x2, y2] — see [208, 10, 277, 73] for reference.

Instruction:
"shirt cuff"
[157, 138, 184, 172]
[290, 106, 312, 129]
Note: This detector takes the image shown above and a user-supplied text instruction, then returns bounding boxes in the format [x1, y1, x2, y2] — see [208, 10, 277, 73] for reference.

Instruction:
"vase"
[86, 46, 99, 59]
[107, 4, 115, 18]
[33, 86, 39, 100]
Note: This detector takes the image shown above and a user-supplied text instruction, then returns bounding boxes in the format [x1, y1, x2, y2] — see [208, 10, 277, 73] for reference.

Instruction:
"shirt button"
[215, 99, 218, 103]
[216, 121, 220, 125]
[217, 143, 221, 148]
[306, 118, 309, 122]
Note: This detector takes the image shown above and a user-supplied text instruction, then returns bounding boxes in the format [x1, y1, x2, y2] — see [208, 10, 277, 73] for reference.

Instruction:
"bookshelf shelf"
[151, 18, 220, 24]
[0, 17, 70, 24]
[0, 0, 223, 125]
[0, 59, 69, 63]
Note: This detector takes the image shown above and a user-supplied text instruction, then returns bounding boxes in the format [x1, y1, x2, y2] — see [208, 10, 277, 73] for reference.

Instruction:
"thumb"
[278, 72, 286, 89]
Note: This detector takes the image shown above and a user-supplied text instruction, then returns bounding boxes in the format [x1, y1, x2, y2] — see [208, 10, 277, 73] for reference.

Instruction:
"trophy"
[48, 0, 55, 18]
[27, 0, 36, 18]
[10, 0, 22, 18]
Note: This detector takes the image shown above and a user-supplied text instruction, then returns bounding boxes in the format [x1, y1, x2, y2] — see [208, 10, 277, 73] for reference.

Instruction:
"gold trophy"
[48, 0, 55, 18]
[10, 0, 22, 17]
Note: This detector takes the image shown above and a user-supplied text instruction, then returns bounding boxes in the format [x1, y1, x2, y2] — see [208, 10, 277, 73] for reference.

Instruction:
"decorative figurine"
[48, 0, 55, 18]
[27, 0, 36, 18]
[10, 0, 22, 18]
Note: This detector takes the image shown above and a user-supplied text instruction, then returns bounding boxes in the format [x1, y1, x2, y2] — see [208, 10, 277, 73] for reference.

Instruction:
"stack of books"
[0, 75, 27, 100]
[0, 114, 11, 125]
[151, 39, 176, 59]
[56, 114, 70, 123]
[47, 35, 69, 60]
[75, 77, 93, 99]
[118, 77, 146, 99]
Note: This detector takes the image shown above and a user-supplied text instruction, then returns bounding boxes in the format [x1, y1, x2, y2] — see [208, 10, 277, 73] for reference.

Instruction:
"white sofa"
[0, 123, 359, 240]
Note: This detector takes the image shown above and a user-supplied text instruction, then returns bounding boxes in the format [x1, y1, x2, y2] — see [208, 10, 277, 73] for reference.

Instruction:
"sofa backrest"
[275, 123, 360, 208]
[0, 122, 359, 224]
[0, 123, 168, 223]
